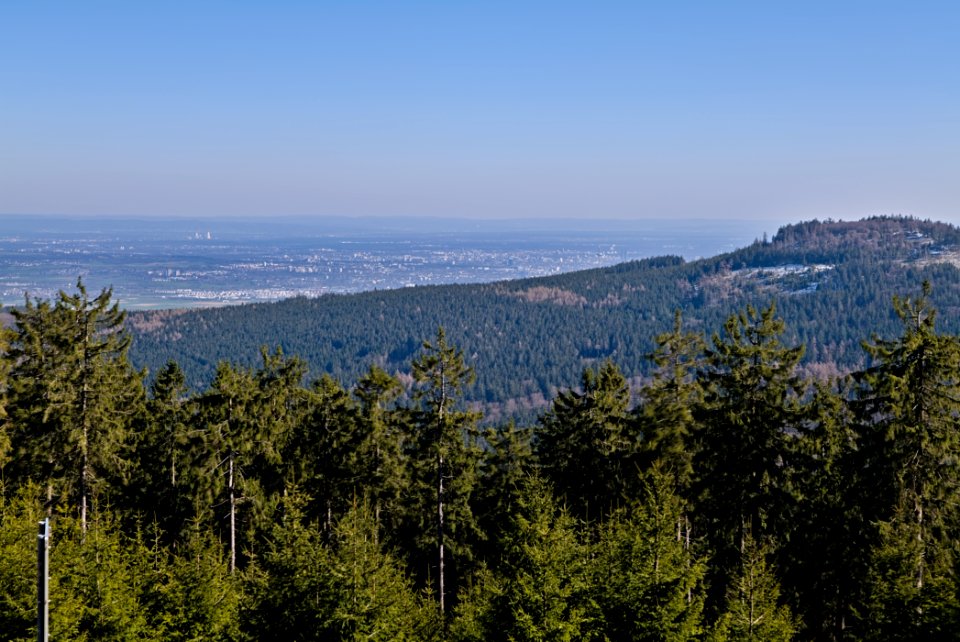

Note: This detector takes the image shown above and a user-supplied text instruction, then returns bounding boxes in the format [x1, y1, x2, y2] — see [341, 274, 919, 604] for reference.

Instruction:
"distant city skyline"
[2, 2, 958, 223]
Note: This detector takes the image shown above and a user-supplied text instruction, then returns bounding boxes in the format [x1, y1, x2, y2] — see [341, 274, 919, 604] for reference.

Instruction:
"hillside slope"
[127, 216, 960, 418]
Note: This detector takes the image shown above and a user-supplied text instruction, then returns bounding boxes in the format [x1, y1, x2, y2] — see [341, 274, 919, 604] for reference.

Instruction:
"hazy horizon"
[2, 3, 958, 223]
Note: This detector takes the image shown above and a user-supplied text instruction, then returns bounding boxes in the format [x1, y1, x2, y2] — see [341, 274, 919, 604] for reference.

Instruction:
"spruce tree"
[353, 365, 409, 536]
[0, 322, 13, 473]
[408, 327, 481, 617]
[467, 475, 591, 642]
[693, 303, 806, 610]
[192, 348, 306, 571]
[132, 360, 195, 541]
[852, 283, 960, 636]
[710, 535, 796, 642]
[591, 468, 705, 642]
[537, 360, 634, 522]
[636, 310, 705, 495]
[6, 280, 144, 532]
[285, 372, 362, 531]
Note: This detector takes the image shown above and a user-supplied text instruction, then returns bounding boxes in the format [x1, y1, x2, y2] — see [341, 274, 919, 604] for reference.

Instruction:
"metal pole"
[37, 518, 49, 642]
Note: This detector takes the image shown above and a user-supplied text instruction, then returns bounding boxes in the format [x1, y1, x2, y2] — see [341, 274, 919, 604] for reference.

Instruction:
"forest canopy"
[3, 274, 960, 641]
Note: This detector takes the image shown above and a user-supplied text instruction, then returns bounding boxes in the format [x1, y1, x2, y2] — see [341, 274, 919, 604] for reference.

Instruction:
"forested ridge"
[127, 216, 960, 422]
[4, 252, 960, 639]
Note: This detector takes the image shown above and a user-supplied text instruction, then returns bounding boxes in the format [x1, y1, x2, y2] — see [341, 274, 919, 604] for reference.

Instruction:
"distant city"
[0, 216, 773, 309]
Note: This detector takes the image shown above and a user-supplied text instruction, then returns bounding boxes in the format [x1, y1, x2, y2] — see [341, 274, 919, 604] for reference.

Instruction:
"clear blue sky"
[2, 1, 958, 223]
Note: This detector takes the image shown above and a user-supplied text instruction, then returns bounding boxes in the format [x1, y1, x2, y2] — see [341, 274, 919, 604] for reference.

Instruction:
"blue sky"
[2, 1, 958, 223]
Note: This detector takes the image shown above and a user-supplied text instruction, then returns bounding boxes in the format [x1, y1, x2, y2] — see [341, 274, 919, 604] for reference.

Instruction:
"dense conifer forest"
[127, 217, 960, 424]
[4, 228, 960, 639]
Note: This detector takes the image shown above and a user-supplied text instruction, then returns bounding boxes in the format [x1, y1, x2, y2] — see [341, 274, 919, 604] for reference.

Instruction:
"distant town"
[0, 216, 767, 309]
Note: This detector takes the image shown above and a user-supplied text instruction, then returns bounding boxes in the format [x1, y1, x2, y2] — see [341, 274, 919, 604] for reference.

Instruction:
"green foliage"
[407, 327, 483, 614]
[6, 279, 145, 531]
[0, 486, 44, 641]
[351, 366, 409, 535]
[537, 360, 635, 522]
[860, 511, 960, 641]
[149, 518, 244, 642]
[193, 349, 306, 570]
[474, 421, 534, 559]
[0, 324, 12, 472]
[49, 511, 158, 641]
[126, 217, 960, 419]
[851, 282, 960, 638]
[246, 492, 436, 641]
[285, 373, 361, 530]
[460, 475, 592, 642]
[130, 360, 195, 541]
[637, 310, 705, 492]
[694, 303, 806, 609]
[710, 536, 796, 642]
[591, 468, 705, 642]
[784, 382, 861, 638]
[9, 268, 960, 639]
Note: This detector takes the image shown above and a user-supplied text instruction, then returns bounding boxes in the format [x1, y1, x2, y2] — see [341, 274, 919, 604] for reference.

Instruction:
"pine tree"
[6, 280, 145, 532]
[591, 467, 705, 642]
[467, 475, 591, 642]
[711, 535, 796, 642]
[193, 351, 303, 573]
[637, 310, 705, 493]
[353, 365, 409, 535]
[693, 303, 806, 610]
[409, 327, 481, 617]
[537, 360, 634, 522]
[852, 283, 960, 636]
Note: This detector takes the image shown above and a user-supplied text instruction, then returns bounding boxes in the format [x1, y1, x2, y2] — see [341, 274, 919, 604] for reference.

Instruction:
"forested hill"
[127, 216, 960, 417]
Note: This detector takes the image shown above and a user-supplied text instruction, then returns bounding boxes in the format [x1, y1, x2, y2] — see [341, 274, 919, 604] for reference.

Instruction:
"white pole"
[37, 518, 50, 642]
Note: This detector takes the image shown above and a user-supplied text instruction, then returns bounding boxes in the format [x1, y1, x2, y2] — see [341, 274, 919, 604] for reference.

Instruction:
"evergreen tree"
[852, 283, 960, 636]
[459, 475, 591, 642]
[408, 327, 482, 616]
[243, 490, 335, 640]
[693, 303, 806, 610]
[635, 311, 704, 563]
[285, 373, 361, 531]
[537, 360, 634, 522]
[49, 509, 161, 641]
[860, 505, 960, 640]
[0, 322, 13, 472]
[0, 485, 45, 640]
[591, 468, 705, 642]
[474, 421, 534, 560]
[194, 350, 304, 573]
[352, 365, 409, 535]
[637, 310, 705, 492]
[6, 280, 145, 532]
[149, 516, 245, 641]
[247, 491, 436, 641]
[328, 501, 441, 641]
[711, 535, 796, 642]
[786, 381, 861, 639]
[130, 360, 196, 541]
